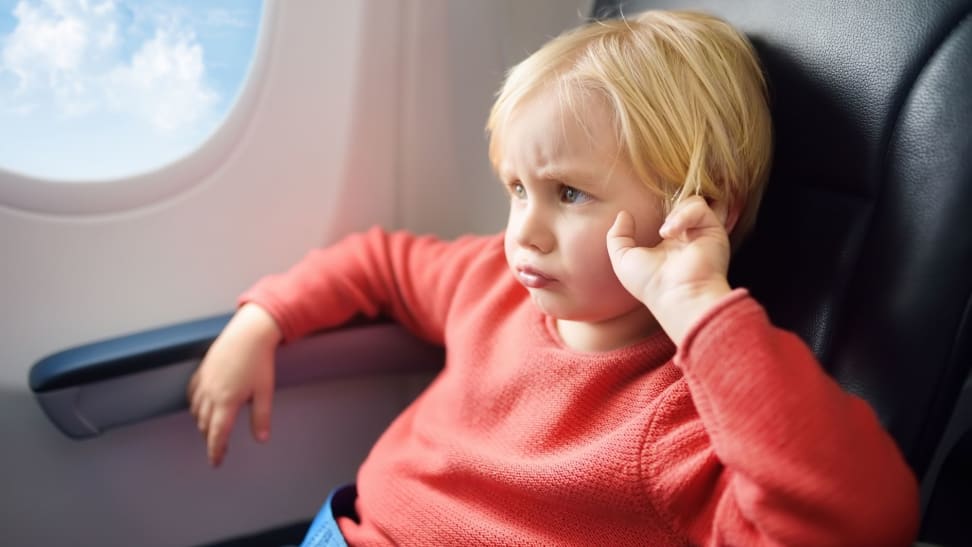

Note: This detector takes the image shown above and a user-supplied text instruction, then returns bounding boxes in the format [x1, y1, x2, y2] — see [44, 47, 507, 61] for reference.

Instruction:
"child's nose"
[514, 204, 555, 254]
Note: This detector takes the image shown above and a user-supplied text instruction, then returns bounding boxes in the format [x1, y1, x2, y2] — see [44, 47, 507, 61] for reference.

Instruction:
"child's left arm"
[607, 197, 919, 545]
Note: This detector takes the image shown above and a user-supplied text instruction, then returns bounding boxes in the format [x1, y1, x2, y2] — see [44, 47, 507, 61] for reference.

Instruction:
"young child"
[188, 10, 919, 546]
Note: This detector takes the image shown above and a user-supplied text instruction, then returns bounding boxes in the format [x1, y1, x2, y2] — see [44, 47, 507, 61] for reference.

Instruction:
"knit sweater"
[240, 227, 919, 546]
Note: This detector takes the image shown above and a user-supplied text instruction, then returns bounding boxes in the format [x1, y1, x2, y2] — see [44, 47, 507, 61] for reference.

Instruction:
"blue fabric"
[299, 484, 357, 547]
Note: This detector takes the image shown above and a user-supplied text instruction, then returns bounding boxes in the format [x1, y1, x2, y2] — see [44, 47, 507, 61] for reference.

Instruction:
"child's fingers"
[197, 398, 213, 433]
[250, 387, 273, 443]
[606, 211, 636, 258]
[188, 372, 207, 417]
[660, 196, 714, 239]
[208, 404, 240, 467]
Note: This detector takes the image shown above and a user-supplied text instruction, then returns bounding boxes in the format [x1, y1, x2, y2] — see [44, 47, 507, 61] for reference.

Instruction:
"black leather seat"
[592, 1, 972, 544]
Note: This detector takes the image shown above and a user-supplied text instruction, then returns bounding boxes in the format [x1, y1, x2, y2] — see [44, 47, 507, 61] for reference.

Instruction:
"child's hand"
[606, 195, 733, 345]
[187, 303, 282, 467]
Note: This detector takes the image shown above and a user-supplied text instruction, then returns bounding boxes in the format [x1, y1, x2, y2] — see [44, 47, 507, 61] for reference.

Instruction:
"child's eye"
[509, 182, 526, 199]
[559, 185, 590, 204]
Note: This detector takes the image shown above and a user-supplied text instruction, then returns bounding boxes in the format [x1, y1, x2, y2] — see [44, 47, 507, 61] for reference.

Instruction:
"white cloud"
[1, 0, 118, 114]
[0, 0, 218, 131]
[106, 28, 218, 132]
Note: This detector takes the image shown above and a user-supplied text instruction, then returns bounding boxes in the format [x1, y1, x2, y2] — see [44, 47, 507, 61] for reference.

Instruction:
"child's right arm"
[187, 227, 503, 467]
[188, 302, 282, 467]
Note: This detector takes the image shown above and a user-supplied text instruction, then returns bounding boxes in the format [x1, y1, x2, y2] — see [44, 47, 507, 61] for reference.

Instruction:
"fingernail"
[258, 430, 269, 442]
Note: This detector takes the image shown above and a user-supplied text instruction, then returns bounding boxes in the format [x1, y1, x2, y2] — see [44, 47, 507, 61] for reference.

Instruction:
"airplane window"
[0, 0, 263, 181]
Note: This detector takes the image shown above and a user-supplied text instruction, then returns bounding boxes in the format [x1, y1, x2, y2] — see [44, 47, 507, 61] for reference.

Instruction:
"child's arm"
[187, 303, 281, 467]
[238, 227, 496, 344]
[607, 197, 919, 545]
[189, 228, 499, 466]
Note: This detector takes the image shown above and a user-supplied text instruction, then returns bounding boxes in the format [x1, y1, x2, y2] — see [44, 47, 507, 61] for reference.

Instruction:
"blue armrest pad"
[29, 314, 233, 392]
[27, 314, 444, 438]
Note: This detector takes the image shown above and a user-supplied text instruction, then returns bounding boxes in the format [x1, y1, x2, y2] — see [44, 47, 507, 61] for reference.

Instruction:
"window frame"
[0, 1, 275, 216]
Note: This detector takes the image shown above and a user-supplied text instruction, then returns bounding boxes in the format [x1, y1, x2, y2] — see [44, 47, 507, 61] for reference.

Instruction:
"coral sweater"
[240, 227, 918, 546]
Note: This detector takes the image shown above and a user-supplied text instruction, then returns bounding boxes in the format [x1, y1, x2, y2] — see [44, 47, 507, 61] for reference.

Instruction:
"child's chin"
[528, 293, 587, 320]
[529, 292, 567, 317]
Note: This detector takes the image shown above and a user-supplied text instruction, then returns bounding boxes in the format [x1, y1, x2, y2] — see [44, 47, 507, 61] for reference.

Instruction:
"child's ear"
[724, 201, 742, 235]
[706, 197, 743, 235]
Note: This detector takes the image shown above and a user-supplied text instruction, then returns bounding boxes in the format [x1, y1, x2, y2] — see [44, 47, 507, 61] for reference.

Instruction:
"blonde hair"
[486, 10, 772, 247]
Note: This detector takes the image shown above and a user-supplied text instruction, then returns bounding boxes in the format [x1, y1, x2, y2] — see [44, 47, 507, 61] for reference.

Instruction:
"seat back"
[593, 0, 972, 531]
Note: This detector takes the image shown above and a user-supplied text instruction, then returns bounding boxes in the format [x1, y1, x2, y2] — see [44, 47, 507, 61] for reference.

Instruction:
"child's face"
[497, 89, 666, 336]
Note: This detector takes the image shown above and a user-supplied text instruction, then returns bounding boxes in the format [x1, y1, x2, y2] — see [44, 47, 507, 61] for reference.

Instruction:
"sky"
[0, 0, 262, 181]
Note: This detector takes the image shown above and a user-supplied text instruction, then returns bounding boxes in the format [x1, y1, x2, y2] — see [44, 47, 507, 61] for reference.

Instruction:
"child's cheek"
[633, 216, 664, 248]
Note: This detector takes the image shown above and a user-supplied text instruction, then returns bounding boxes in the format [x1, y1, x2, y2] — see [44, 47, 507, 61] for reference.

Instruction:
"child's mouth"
[516, 266, 555, 289]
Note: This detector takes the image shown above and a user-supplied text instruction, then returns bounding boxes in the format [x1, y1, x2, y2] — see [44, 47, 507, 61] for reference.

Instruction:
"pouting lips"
[516, 265, 556, 289]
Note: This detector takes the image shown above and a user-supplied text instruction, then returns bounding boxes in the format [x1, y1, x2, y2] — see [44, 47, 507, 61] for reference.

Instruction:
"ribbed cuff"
[674, 287, 755, 370]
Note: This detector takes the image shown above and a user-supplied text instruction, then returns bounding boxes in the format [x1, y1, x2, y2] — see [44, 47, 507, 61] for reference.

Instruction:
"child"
[188, 10, 919, 546]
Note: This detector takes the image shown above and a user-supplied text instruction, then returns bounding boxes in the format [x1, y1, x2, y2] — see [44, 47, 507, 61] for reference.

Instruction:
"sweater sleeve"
[238, 226, 502, 345]
[645, 289, 919, 547]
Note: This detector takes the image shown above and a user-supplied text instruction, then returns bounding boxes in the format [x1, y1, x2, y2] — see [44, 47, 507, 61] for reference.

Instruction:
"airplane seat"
[592, 0, 972, 543]
[23, 1, 972, 545]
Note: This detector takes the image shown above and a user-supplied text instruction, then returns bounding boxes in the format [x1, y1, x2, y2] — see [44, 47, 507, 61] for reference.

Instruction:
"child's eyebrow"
[535, 165, 598, 187]
[496, 165, 516, 183]
[496, 163, 600, 188]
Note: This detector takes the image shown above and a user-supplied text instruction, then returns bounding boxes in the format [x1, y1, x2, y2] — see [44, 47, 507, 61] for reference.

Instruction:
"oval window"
[0, 0, 263, 181]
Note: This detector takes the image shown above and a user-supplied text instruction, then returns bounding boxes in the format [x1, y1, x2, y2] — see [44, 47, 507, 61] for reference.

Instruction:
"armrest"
[29, 315, 444, 439]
